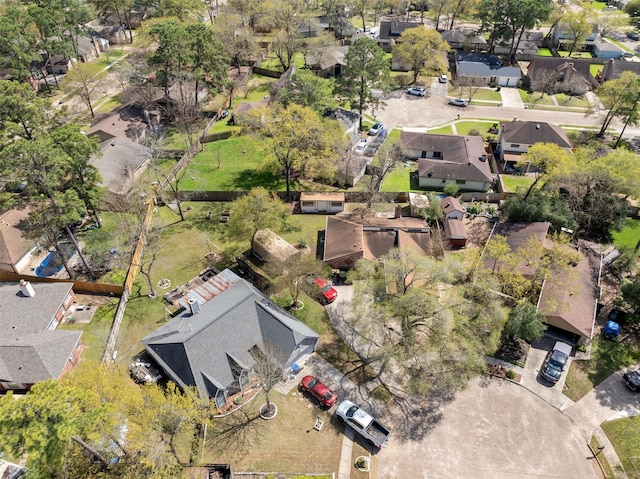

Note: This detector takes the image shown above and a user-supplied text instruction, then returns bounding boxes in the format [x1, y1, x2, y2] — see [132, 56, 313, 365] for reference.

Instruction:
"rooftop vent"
[188, 298, 200, 315]
[19, 280, 35, 298]
[536, 124, 540, 129]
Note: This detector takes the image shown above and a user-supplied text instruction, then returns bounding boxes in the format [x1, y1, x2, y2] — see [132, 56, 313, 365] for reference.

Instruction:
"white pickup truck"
[335, 400, 390, 448]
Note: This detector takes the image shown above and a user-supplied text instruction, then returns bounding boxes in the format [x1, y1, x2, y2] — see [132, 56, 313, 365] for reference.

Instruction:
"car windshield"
[320, 284, 332, 293]
[549, 352, 567, 370]
[307, 378, 317, 388]
[323, 391, 333, 400]
[346, 405, 359, 418]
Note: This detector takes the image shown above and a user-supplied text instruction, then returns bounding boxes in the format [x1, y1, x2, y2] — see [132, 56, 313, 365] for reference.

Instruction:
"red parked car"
[306, 275, 338, 304]
[299, 375, 338, 408]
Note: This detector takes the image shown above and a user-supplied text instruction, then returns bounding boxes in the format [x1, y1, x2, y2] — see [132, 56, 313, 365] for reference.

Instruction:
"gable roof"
[441, 196, 464, 215]
[306, 46, 349, 71]
[487, 222, 551, 276]
[440, 29, 487, 45]
[378, 21, 423, 39]
[600, 58, 640, 82]
[91, 137, 151, 195]
[0, 207, 33, 271]
[87, 105, 148, 142]
[324, 216, 363, 262]
[499, 121, 572, 149]
[527, 57, 596, 85]
[444, 218, 466, 240]
[538, 240, 601, 340]
[401, 133, 493, 183]
[0, 281, 81, 384]
[457, 61, 522, 78]
[142, 277, 319, 399]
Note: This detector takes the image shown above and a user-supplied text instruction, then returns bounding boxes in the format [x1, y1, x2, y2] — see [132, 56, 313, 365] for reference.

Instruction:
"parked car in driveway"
[368, 122, 384, 136]
[439, 74, 447, 83]
[627, 31, 639, 41]
[354, 138, 367, 155]
[541, 341, 572, 384]
[299, 375, 338, 408]
[406, 86, 426, 96]
[448, 98, 468, 107]
[623, 370, 640, 391]
[336, 400, 390, 448]
[305, 274, 338, 304]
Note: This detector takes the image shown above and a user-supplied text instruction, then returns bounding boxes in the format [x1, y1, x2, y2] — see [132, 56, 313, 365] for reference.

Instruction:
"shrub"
[467, 202, 483, 215]
[506, 370, 516, 380]
[443, 183, 460, 197]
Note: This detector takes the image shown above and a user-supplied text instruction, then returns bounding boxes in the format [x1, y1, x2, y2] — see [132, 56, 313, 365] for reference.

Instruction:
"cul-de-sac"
[2, 0, 640, 478]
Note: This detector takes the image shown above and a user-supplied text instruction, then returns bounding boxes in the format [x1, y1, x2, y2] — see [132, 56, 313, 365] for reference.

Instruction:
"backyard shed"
[300, 192, 345, 214]
[444, 219, 467, 247]
[252, 229, 299, 263]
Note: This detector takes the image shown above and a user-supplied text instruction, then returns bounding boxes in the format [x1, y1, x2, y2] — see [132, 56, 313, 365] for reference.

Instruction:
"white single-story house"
[300, 192, 345, 214]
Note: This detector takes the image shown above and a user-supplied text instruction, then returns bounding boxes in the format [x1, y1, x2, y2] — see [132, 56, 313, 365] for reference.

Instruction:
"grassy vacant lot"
[612, 218, 640, 250]
[182, 137, 283, 191]
[203, 390, 342, 473]
[563, 336, 640, 401]
[501, 174, 535, 193]
[601, 416, 640, 479]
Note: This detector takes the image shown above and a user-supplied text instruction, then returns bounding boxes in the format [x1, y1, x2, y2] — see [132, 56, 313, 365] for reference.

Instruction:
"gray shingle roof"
[142, 277, 319, 399]
[0, 281, 81, 384]
[500, 121, 572, 148]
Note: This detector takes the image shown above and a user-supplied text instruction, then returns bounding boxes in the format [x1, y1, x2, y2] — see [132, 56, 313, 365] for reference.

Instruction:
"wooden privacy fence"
[102, 197, 155, 366]
[0, 271, 124, 296]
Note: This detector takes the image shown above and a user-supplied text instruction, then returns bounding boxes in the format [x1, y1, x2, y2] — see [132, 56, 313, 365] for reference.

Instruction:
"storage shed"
[300, 192, 345, 214]
[444, 219, 467, 247]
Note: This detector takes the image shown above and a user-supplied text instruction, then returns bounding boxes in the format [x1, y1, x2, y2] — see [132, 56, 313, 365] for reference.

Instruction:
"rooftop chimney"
[188, 298, 200, 315]
[536, 124, 540, 129]
[19, 280, 35, 298]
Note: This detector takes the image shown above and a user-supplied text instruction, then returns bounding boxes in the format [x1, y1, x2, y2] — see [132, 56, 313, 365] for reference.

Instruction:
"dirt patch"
[463, 216, 495, 249]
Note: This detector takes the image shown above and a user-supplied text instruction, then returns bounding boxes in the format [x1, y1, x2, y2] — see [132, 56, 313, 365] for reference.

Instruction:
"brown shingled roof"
[323, 216, 363, 262]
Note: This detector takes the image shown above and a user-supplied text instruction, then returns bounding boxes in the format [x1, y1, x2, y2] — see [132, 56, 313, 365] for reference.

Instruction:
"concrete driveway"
[377, 377, 598, 479]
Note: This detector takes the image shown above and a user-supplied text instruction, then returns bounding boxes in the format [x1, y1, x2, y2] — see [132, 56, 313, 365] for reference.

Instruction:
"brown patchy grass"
[203, 389, 343, 473]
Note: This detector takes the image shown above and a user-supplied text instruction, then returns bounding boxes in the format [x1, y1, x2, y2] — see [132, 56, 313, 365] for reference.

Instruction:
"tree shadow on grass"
[231, 169, 283, 191]
[208, 408, 266, 452]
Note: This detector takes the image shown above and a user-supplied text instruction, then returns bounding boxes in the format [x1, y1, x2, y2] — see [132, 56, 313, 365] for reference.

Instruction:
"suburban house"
[596, 58, 640, 83]
[142, 270, 320, 408]
[300, 192, 345, 214]
[325, 108, 360, 141]
[0, 207, 36, 274]
[497, 120, 573, 171]
[335, 150, 369, 187]
[440, 29, 487, 51]
[441, 196, 464, 221]
[87, 104, 150, 143]
[455, 53, 522, 87]
[0, 280, 83, 392]
[305, 45, 349, 77]
[525, 57, 598, 93]
[322, 215, 432, 270]
[552, 23, 600, 50]
[493, 31, 543, 59]
[90, 136, 152, 205]
[252, 229, 299, 264]
[485, 222, 551, 277]
[537, 240, 601, 345]
[377, 20, 423, 52]
[444, 219, 467, 247]
[400, 132, 494, 192]
[88, 24, 129, 45]
[593, 40, 625, 59]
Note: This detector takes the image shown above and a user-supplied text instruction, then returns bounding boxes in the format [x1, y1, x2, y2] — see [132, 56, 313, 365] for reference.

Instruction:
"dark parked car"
[623, 370, 640, 392]
[448, 98, 468, 107]
[541, 341, 572, 384]
[299, 375, 338, 408]
[627, 31, 639, 40]
[406, 86, 426, 96]
[368, 122, 384, 136]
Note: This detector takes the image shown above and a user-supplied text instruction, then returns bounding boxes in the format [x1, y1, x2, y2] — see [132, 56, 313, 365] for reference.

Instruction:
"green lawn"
[554, 93, 591, 108]
[471, 89, 502, 101]
[612, 218, 640, 250]
[428, 125, 453, 134]
[182, 136, 283, 191]
[563, 336, 640, 401]
[259, 52, 305, 72]
[591, 64, 604, 77]
[501, 174, 535, 193]
[536, 49, 553, 57]
[380, 163, 415, 192]
[558, 51, 593, 58]
[455, 120, 498, 135]
[601, 416, 640, 479]
[592, 1, 608, 10]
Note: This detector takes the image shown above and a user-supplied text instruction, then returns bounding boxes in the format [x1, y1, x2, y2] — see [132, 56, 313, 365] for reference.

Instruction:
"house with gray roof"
[400, 132, 494, 192]
[0, 280, 83, 392]
[455, 53, 522, 87]
[90, 136, 152, 205]
[497, 120, 573, 171]
[377, 20, 423, 52]
[142, 271, 320, 408]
